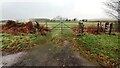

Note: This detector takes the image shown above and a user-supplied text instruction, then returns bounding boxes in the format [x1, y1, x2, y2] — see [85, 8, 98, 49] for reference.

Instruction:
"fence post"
[109, 23, 113, 35]
[105, 22, 109, 34]
[97, 22, 100, 34]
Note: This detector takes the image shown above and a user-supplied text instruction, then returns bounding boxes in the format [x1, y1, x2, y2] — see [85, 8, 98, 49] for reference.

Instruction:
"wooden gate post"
[78, 22, 84, 35]
[81, 23, 84, 33]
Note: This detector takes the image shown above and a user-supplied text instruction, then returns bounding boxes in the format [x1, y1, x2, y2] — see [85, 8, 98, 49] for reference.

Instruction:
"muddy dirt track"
[2, 41, 104, 68]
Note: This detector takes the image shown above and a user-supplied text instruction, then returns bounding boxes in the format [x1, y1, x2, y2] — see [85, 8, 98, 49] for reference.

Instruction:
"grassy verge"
[75, 34, 119, 67]
[0, 33, 52, 53]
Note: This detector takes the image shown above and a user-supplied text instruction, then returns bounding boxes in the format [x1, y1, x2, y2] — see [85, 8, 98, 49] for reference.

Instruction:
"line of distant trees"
[30, 16, 88, 22]
[0, 18, 87, 23]
[30, 18, 50, 22]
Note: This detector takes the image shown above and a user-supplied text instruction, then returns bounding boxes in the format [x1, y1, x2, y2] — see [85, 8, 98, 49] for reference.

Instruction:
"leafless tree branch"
[104, 0, 120, 32]
[104, 0, 119, 19]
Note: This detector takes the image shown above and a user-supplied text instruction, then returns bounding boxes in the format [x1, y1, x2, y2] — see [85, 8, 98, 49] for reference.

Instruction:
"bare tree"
[104, 0, 120, 32]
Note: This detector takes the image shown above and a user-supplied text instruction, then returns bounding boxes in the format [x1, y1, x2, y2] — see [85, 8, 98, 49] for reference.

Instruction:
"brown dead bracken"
[1, 20, 51, 35]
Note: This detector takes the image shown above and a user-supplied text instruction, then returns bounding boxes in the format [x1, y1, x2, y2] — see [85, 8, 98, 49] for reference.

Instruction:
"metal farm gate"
[50, 21, 84, 36]
[52, 22, 71, 34]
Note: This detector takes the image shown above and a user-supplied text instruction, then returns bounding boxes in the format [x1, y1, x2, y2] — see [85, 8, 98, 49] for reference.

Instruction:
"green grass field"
[40, 22, 97, 28]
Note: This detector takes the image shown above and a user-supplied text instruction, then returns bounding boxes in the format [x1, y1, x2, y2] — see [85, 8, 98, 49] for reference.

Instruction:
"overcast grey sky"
[0, 0, 115, 20]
